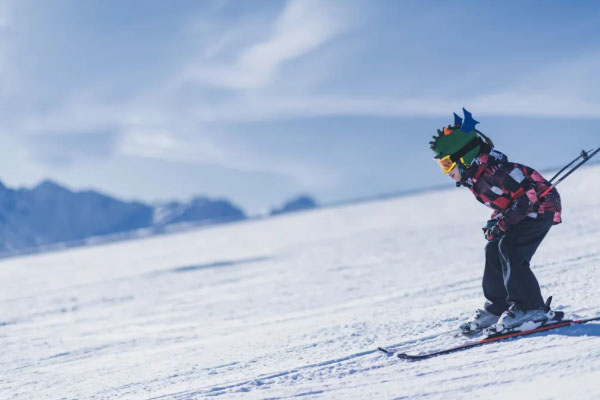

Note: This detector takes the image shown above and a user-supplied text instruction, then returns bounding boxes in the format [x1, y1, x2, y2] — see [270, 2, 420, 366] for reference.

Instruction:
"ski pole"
[549, 148, 595, 183]
[539, 147, 600, 199]
[492, 147, 599, 221]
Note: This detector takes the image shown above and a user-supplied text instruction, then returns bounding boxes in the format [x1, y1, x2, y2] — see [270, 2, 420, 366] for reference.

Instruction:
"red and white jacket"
[459, 148, 562, 231]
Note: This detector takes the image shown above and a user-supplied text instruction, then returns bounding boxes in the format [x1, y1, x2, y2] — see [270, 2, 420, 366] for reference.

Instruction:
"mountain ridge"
[0, 179, 246, 254]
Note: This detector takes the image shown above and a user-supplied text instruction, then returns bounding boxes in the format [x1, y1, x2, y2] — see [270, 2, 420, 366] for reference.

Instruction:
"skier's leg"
[498, 215, 553, 310]
[482, 240, 509, 315]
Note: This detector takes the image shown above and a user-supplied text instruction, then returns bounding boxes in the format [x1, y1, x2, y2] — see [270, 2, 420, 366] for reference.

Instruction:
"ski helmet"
[429, 108, 493, 173]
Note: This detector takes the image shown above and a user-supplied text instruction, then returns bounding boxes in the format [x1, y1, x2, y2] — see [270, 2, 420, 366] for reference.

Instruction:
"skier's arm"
[495, 166, 538, 231]
[490, 211, 501, 220]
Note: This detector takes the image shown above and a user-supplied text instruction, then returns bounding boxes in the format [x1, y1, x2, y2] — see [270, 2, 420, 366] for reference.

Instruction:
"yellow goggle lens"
[437, 155, 456, 174]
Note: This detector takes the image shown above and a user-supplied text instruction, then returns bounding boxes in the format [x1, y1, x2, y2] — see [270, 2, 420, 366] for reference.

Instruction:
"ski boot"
[486, 296, 564, 335]
[459, 308, 500, 335]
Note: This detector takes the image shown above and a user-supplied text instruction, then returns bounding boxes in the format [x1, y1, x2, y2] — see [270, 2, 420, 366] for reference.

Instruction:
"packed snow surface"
[1, 165, 599, 399]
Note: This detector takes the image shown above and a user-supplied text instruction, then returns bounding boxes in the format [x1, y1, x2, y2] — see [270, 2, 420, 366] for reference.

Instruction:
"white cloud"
[182, 50, 600, 120]
[0, 1, 11, 29]
[115, 124, 341, 189]
[178, 0, 349, 90]
[466, 53, 600, 117]
[3, 0, 600, 202]
[0, 0, 17, 95]
[116, 128, 228, 166]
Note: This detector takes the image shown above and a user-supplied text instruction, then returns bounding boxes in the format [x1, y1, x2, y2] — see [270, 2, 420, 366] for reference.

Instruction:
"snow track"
[1, 165, 599, 399]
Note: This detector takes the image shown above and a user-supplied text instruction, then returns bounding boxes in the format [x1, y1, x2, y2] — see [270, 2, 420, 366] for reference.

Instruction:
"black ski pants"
[483, 214, 554, 315]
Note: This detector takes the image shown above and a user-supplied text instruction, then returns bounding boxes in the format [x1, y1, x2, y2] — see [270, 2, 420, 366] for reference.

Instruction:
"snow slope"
[1, 165, 599, 399]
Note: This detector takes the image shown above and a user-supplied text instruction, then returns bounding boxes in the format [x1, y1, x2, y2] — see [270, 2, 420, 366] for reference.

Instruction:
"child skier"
[430, 109, 562, 334]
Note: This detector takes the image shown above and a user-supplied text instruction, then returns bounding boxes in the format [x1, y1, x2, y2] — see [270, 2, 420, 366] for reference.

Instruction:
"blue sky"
[0, 0, 599, 214]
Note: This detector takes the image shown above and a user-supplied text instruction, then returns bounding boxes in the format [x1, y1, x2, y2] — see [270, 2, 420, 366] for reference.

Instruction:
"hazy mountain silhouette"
[0, 180, 246, 253]
[270, 195, 317, 216]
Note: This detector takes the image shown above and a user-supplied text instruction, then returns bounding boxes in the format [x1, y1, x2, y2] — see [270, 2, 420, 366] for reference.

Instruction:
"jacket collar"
[459, 148, 508, 186]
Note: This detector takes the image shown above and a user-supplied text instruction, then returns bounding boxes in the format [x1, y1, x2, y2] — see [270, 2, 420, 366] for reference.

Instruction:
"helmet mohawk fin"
[453, 112, 462, 126]
[461, 108, 479, 133]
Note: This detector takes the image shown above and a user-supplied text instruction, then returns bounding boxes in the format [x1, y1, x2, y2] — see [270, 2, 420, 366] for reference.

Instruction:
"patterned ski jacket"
[459, 148, 562, 231]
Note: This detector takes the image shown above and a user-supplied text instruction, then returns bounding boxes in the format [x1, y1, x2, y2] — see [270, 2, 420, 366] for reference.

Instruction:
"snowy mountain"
[0, 180, 154, 252]
[153, 197, 245, 226]
[270, 194, 317, 216]
[0, 164, 599, 399]
[0, 180, 247, 254]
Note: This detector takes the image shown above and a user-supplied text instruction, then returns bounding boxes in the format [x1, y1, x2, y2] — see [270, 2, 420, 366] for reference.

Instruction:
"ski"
[380, 316, 600, 361]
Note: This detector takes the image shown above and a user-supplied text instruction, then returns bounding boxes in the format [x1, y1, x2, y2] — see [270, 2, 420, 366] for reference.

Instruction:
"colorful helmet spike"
[453, 112, 462, 126]
[461, 108, 479, 133]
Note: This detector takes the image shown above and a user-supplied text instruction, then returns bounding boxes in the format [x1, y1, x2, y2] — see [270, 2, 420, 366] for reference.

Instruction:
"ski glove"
[482, 219, 498, 232]
[484, 224, 505, 241]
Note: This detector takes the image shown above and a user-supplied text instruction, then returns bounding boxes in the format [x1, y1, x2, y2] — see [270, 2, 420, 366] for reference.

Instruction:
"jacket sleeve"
[493, 165, 538, 231]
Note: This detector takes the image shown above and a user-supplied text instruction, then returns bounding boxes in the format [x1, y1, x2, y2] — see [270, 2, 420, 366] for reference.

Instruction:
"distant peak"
[33, 179, 70, 193]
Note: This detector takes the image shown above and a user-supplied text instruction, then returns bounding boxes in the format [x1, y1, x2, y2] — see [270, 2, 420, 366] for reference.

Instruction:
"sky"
[0, 0, 599, 214]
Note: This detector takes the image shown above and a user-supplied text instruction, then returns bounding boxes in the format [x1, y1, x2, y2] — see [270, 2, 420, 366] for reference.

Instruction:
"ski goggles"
[437, 154, 457, 174]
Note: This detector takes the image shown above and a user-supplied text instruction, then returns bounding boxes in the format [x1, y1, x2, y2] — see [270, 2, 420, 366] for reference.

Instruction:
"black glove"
[484, 224, 505, 241]
[482, 219, 498, 232]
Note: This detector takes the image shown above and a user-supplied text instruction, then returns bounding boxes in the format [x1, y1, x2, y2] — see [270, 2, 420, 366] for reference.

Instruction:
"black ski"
[379, 316, 600, 361]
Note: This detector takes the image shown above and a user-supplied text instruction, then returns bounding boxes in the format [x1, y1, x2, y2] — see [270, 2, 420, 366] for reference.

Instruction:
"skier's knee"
[498, 236, 513, 255]
[485, 240, 498, 255]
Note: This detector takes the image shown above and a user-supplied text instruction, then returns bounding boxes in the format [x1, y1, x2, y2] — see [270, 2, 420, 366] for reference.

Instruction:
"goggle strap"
[449, 137, 484, 165]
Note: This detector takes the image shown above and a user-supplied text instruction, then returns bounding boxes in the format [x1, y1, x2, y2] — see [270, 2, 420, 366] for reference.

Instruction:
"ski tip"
[377, 347, 394, 355]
